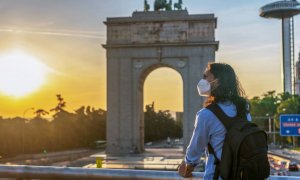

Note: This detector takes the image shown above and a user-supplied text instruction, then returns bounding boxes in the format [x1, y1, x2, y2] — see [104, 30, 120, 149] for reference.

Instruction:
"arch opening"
[142, 66, 183, 149]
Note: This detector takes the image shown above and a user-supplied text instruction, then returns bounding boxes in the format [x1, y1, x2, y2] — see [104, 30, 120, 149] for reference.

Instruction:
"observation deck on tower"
[260, 0, 300, 18]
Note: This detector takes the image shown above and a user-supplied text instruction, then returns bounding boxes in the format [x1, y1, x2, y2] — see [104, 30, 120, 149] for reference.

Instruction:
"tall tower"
[296, 50, 300, 94]
[260, 0, 300, 94]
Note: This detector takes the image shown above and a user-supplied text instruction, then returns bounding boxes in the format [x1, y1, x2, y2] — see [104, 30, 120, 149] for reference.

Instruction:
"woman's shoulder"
[195, 107, 225, 128]
[196, 107, 215, 118]
[198, 102, 237, 118]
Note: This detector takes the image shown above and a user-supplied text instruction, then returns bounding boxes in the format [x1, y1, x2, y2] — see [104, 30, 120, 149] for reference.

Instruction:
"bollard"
[96, 157, 104, 168]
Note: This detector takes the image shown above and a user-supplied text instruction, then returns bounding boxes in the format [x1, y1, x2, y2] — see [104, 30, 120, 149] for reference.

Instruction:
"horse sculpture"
[174, 0, 182, 10]
[153, 0, 182, 11]
[144, 0, 150, 11]
[154, 0, 167, 11]
[165, 0, 172, 11]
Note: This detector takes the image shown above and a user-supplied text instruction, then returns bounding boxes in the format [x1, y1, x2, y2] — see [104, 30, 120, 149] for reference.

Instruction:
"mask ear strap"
[209, 78, 219, 92]
[210, 78, 218, 84]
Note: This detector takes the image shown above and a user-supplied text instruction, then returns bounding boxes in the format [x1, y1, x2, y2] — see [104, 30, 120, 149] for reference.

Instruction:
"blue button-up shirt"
[185, 102, 251, 180]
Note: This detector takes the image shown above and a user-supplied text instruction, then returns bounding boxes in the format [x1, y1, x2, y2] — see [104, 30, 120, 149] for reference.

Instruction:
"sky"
[0, 0, 299, 118]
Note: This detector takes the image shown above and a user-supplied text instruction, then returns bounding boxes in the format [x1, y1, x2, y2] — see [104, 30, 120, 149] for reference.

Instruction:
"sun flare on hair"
[0, 50, 49, 97]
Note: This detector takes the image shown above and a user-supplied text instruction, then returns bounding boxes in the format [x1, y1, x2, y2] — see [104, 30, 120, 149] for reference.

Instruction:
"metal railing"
[0, 165, 203, 180]
[0, 165, 300, 180]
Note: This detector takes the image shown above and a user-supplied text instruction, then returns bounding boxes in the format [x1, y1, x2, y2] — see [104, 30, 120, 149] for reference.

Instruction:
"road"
[1, 140, 300, 177]
[269, 148, 300, 176]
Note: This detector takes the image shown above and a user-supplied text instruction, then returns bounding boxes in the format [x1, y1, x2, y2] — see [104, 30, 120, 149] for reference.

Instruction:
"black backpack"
[206, 104, 270, 180]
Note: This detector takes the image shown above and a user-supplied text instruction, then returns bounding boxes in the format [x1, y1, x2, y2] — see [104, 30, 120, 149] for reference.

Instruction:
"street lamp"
[266, 113, 271, 134]
[272, 116, 276, 146]
[266, 113, 276, 146]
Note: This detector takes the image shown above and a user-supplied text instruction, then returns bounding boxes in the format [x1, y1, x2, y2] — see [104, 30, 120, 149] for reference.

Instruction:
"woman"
[178, 62, 251, 179]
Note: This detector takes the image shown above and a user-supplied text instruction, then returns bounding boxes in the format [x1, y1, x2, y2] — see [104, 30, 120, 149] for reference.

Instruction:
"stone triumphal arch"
[103, 10, 218, 154]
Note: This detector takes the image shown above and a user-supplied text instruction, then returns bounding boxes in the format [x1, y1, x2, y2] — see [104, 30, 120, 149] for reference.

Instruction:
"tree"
[0, 93, 107, 158]
[274, 95, 300, 145]
[249, 91, 299, 146]
[276, 95, 300, 115]
[249, 90, 278, 117]
[34, 109, 49, 118]
[249, 91, 279, 132]
[50, 94, 66, 113]
[144, 102, 182, 142]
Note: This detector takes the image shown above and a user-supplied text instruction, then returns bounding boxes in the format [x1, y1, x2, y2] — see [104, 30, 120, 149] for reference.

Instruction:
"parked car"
[166, 137, 171, 144]
[145, 142, 153, 146]
[289, 162, 299, 171]
[279, 144, 293, 149]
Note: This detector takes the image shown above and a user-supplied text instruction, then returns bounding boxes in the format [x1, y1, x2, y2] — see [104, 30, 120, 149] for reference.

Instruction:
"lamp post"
[266, 113, 271, 134]
[266, 113, 276, 146]
[272, 116, 276, 146]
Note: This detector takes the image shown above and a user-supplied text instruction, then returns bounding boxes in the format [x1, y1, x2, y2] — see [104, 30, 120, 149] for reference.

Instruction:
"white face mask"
[197, 79, 211, 96]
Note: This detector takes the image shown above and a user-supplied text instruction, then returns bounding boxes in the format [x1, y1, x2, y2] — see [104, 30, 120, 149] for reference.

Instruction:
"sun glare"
[0, 50, 49, 97]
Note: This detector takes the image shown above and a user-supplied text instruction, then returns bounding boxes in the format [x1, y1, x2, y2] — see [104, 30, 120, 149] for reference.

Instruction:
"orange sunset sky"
[0, 0, 299, 118]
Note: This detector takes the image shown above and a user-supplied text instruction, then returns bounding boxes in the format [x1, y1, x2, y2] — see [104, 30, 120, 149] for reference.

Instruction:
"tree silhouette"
[144, 0, 150, 11]
[50, 94, 66, 112]
[144, 102, 182, 142]
[0, 94, 106, 158]
[34, 109, 49, 118]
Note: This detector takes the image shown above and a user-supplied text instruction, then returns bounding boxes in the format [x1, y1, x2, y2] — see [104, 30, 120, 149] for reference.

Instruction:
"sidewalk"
[86, 148, 184, 170]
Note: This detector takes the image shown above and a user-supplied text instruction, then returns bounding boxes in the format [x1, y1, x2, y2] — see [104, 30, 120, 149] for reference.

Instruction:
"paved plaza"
[87, 148, 188, 170]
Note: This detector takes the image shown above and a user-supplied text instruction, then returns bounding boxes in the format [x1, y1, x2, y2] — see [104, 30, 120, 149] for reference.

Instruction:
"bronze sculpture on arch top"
[144, 0, 183, 11]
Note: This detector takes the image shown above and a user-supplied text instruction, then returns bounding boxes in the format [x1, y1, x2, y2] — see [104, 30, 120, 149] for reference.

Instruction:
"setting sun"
[0, 50, 49, 97]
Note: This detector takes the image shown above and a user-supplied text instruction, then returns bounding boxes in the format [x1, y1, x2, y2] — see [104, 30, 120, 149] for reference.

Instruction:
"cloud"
[0, 27, 105, 40]
[221, 43, 279, 55]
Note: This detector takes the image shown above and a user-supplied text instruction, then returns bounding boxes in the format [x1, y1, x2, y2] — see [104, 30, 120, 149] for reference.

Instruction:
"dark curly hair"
[204, 62, 249, 118]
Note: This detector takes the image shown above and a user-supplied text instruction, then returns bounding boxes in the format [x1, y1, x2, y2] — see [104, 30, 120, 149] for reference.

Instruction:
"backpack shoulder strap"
[206, 104, 234, 180]
[208, 143, 221, 180]
[206, 103, 234, 130]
